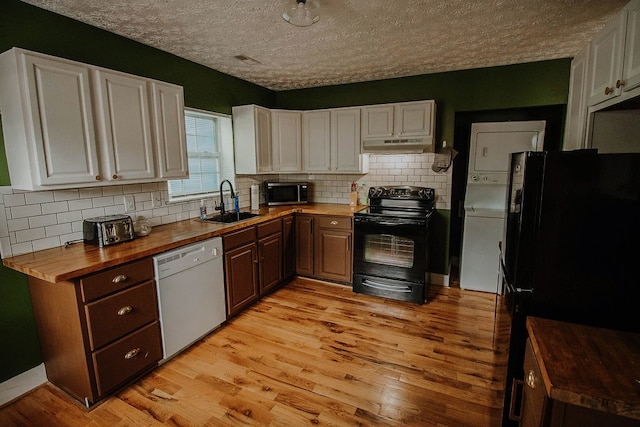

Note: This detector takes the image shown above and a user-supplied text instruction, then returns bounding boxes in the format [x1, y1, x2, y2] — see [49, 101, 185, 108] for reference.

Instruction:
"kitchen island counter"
[3, 203, 365, 283]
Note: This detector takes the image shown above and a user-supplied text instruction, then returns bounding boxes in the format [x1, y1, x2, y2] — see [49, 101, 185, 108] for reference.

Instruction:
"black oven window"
[363, 234, 414, 268]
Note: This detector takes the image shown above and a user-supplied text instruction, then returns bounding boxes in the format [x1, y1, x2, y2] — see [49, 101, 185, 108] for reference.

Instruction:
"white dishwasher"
[153, 237, 226, 362]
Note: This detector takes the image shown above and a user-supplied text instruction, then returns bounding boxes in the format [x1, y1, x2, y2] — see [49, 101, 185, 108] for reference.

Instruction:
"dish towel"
[432, 145, 458, 172]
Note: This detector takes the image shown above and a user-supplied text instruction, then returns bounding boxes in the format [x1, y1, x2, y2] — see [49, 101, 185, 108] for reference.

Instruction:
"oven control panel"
[368, 186, 434, 200]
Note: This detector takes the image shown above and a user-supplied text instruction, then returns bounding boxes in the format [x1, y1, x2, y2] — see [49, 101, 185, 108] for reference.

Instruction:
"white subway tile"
[92, 196, 115, 208]
[15, 227, 46, 243]
[32, 236, 62, 252]
[4, 193, 26, 207]
[45, 223, 72, 237]
[68, 199, 94, 211]
[81, 208, 106, 219]
[42, 201, 69, 215]
[7, 218, 29, 232]
[101, 186, 123, 197]
[25, 191, 54, 205]
[57, 210, 83, 224]
[11, 204, 42, 219]
[79, 188, 103, 199]
[29, 214, 58, 229]
[11, 242, 33, 256]
[53, 189, 79, 201]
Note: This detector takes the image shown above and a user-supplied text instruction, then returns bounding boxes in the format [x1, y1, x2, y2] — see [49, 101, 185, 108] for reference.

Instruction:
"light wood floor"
[1, 278, 510, 426]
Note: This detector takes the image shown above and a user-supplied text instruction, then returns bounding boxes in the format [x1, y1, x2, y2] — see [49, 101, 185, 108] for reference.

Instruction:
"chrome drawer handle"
[526, 370, 536, 388]
[117, 306, 133, 316]
[331, 220, 338, 225]
[112, 274, 128, 284]
[124, 348, 140, 360]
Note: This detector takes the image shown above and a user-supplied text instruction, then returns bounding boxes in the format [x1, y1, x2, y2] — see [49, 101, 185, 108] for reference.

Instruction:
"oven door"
[353, 215, 429, 304]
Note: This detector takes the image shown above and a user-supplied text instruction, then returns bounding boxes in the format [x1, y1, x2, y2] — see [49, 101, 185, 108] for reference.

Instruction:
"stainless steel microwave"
[265, 182, 309, 206]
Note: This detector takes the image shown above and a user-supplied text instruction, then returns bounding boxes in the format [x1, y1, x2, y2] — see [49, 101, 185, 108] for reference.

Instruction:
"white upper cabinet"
[303, 110, 331, 172]
[93, 69, 155, 182]
[587, 0, 640, 106]
[0, 49, 101, 188]
[151, 81, 188, 179]
[330, 107, 367, 173]
[271, 110, 302, 172]
[232, 104, 272, 174]
[564, 46, 589, 150]
[303, 107, 367, 173]
[0, 48, 188, 190]
[362, 100, 434, 140]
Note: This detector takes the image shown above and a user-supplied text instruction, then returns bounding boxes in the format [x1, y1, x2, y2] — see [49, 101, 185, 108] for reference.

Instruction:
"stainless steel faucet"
[217, 179, 235, 217]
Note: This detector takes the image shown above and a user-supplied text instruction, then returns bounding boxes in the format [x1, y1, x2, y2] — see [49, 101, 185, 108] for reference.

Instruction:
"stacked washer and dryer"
[459, 121, 546, 293]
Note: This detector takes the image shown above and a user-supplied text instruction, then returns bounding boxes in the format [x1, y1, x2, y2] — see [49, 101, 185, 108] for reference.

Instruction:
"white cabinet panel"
[623, 0, 640, 92]
[94, 70, 155, 181]
[361, 104, 394, 139]
[587, 12, 627, 106]
[331, 107, 366, 173]
[151, 81, 188, 179]
[232, 104, 272, 174]
[0, 51, 101, 188]
[564, 47, 589, 150]
[303, 110, 331, 172]
[395, 101, 433, 137]
[271, 110, 302, 172]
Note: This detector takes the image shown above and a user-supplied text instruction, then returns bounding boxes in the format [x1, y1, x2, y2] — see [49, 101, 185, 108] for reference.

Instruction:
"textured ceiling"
[22, 0, 628, 91]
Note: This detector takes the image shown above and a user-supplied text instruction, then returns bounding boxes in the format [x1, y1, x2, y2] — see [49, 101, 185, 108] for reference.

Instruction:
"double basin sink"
[202, 211, 260, 224]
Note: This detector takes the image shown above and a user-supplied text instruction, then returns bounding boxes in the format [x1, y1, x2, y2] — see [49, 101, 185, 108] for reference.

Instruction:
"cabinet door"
[295, 215, 314, 276]
[394, 101, 434, 138]
[21, 53, 101, 186]
[314, 228, 352, 283]
[255, 106, 273, 173]
[259, 233, 283, 294]
[587, 11, 627, 106]
[563, 47, 589, 150]
[623, 0, 640, 92]
[303, 110, 331, 172]
[94, 69, 155, 181]
[272, 110, 302, 172]
[151, 81, 188, 179]
[331, 108, 364, 173]
[361, 104, 394, 139]
[232, 105, 272, 174]
[225, 243, 259, 316]
[283, 215, 296, 279]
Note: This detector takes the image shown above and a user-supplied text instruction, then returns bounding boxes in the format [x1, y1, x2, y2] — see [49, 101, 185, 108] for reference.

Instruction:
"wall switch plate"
[123, 195, 135, 212]
[152, 191, 162, 208]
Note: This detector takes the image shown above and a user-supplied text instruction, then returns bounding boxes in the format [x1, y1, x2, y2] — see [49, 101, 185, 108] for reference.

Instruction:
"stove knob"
[418, 188, 434, 199]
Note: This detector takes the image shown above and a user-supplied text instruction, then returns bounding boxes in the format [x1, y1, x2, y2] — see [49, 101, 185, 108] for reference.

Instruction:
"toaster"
[83, 214, 135, 247]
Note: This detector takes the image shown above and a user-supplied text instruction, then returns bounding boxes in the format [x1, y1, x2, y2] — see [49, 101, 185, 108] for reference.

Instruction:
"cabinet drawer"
[85, 280, 158, 350]
[80, 258, 154, 302]
[223, 226, 257, 251]
[522, 338, 547, 426]
[257, 218, 282, 239]
[315, 215, 352, 230]
[92, 321, 162, 397]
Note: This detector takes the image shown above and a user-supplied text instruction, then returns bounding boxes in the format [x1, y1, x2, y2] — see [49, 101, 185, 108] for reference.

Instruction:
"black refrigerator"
[499, 149, 640, 425]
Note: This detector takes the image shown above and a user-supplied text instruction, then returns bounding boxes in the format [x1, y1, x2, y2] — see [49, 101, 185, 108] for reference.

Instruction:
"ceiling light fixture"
[283, 0, 319, 27]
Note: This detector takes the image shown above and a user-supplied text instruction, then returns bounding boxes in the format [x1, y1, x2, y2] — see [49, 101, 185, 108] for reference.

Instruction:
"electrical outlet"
[152, 191, 162, 208]
[123, 195, 135, 212]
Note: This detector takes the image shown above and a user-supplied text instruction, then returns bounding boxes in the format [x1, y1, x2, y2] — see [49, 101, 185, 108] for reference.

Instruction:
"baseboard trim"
[0, 364, 47, 407]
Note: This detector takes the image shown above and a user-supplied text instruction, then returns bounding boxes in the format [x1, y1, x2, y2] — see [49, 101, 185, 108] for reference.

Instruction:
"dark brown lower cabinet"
[27, 258, 162, 407]
[224, 218, 284, 317]
[282, 215, 296, 279]
[295, 214, 353, 284]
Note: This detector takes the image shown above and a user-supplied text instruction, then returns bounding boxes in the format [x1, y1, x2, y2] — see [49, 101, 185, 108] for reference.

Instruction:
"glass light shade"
[283, 0, 319, 27]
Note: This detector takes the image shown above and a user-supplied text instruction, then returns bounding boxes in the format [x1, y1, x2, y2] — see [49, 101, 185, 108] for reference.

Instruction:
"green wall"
[0, 0, 572, 383]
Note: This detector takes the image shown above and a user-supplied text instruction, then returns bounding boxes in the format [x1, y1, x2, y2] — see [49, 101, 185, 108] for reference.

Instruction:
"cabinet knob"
[616, 79, 625, 88]
[112, 274, 128, 283]
[604, 86, 614, 95]
[112, 174, 118, 180]
[95, 175, 102, 181]
[331, 220, 338, 225]
[526, 370, 536, 388]
[117, 305, 133, 316]
[124, 348, 140, 360]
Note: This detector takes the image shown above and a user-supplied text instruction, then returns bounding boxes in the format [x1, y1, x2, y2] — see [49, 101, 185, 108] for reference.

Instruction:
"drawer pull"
[124, 348, 140, 360]
[509, 378, 524, 421]
[526, 369, 536, 389]
[117, 306, 133, 316]
[331, 220, 338, 225]
[112, 274, 128, 284]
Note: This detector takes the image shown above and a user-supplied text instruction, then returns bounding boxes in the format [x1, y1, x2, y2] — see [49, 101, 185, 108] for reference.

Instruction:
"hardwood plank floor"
[0, 278, 510, 426]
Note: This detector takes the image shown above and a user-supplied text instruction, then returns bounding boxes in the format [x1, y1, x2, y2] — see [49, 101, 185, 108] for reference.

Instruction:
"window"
[168, 108, 235, 201]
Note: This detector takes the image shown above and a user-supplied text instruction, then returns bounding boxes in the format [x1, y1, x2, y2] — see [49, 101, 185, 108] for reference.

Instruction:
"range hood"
[362, 136, 433, 154]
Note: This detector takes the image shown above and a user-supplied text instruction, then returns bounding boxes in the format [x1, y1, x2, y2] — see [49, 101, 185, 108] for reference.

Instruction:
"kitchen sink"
[203, 212, 260, 223]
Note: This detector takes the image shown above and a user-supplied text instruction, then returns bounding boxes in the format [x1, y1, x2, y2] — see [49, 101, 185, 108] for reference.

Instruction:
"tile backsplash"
[0, 153, 451, 258]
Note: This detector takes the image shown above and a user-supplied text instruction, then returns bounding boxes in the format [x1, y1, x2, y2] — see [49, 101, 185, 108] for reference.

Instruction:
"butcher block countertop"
[526, 317, 640, 420]
[3, 203, 365, 283]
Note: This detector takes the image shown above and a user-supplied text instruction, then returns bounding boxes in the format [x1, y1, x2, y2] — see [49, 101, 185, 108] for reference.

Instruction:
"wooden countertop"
[526, 317, 640, 420]
[3, 203, 365, 283]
